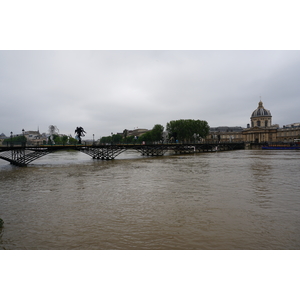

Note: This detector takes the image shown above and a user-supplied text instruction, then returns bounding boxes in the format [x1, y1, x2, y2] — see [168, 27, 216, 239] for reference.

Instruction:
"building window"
[257, 121, 261, 127]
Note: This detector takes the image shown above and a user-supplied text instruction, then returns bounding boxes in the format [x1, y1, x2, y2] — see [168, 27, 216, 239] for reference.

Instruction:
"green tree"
[68, 136, 78, 144]
[151, 124, 164, 142]
[61, 135, 68, 145]
[2, 135, 27, 145]
[166, 119, 209, 143]
[53, 134, 61, 144]
[126, 135, 135, 144]
[100, 136, 111, 144]
[138, 131, 153, 144]
[112, 134, 122, 144]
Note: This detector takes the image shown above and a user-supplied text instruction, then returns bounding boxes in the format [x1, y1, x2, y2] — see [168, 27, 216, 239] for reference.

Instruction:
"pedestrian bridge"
[0, 142, 245, 167]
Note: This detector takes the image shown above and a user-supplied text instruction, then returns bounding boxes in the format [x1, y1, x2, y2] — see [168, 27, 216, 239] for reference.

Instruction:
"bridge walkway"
[0, 142, 245, 167]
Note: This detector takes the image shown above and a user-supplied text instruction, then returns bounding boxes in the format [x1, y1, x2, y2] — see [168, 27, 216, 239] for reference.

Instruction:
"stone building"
[242, 101, 279, 143]
[207, 126, 244, 142]
[207, 100, 300, 143]
[24, 130, 47, 145]
[0, 133, 7, 145]
[276, 124, 300, 143]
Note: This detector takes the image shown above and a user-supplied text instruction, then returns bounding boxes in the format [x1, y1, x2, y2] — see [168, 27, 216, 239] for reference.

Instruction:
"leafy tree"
[100, 136, 111, 144]
[112, 134, 122, 144]
[166, 119, 210, 143]
[53, 134, 61, 144]
[151, 124, 164, 142]
[68, 136, 78, 144]
[61, 135, 68, 145]
[126, 135, 135, 144]
[2, 135, 27, 145]
[138, 131, 153, 144]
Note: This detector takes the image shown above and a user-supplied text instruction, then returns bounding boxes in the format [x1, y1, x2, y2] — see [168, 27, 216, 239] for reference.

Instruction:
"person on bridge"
[75, 127, 86, 144]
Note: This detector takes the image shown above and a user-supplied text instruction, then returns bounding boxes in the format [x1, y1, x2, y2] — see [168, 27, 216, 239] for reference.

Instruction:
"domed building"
[243, 100, 278, 143]
[207, 99, 300, 144]
[251, 100, 272, 128]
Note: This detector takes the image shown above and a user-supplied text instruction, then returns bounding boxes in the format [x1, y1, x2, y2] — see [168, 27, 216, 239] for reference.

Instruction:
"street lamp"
[22, 129, 25, 147]
[93, 134, 94, 145]
[10, 131, 13, 147]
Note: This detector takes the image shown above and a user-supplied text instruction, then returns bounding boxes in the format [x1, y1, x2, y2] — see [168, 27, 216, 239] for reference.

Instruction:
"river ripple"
[0, 149, 299, 249]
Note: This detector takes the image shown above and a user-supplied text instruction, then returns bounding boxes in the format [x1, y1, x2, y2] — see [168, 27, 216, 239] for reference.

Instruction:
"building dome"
[251, 101, 272, 117]
[250, 100, 272, 128]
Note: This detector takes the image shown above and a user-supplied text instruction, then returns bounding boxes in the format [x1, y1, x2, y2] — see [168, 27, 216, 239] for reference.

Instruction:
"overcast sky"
[1, 50, 300, 139]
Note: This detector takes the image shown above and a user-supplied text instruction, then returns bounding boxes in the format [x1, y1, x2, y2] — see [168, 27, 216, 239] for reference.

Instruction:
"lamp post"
[93, 134, 94, 145]
[10, 131, 13, 147]
[22, 129, 25, 147]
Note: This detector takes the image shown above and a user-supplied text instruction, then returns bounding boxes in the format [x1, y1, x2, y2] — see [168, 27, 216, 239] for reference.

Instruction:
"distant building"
[207, 100, 300, 143]
[118, 128, 150, 138]
[23, 130, 44, 145]
[0, 133, 7, 144]
[208, 126, 245, 142]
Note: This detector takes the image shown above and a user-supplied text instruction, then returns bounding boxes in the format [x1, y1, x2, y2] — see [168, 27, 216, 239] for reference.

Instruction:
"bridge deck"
[0, 142, 245, 166]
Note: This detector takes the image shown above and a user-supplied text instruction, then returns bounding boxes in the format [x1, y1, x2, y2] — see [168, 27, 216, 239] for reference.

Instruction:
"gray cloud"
[1, 50, 300, 139]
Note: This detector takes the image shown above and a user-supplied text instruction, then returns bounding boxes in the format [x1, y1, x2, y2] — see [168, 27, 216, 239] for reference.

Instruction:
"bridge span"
[0, 142, 245, 167]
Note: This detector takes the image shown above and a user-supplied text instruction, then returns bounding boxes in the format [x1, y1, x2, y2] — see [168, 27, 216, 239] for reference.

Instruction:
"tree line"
[100, 119, 209, 144]
[1, 134, 78, 146]
[100, 124, 165, 144]
[2, 119, 210, 146]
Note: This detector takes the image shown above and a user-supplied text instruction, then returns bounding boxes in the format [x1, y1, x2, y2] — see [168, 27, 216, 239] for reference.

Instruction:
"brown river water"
[0, 149, 299, 249]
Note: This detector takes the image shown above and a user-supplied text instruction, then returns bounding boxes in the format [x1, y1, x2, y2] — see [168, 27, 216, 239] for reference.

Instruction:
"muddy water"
[0, 149, 299, 249]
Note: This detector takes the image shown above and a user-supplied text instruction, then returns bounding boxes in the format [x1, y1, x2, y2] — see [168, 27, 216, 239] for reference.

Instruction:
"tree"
[100, 136, 111, 144]
[123, 129, 128, 142]
[151, 124, 164, 142]
[61, 135, 68, 145]
[2, 135, 27, 146]
[138, 131, 153, 144]
[53, 134, 61, 144]
[112, 134, 122, 144]
[166, 119, 210, 143]
[68, 136, 78, 144]
[126, 135, 135, 144]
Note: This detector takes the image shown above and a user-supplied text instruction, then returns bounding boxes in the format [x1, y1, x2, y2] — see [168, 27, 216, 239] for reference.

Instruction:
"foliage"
[166, 119, 210, 142]
[126, 135, 135, 143]
[53, 134, 61, 144]
[112, 134, 123, 144]
[100, 134, 123, 144]
[100, 124, 164, 145]
[151, 124, 164, 142]
[68, 136, 78, 144]
[47, 135, 78, 145]
[100, 136, 111, 144]
[61, 135, 68, 145]
[2, 135, 27, 145]
[138, 131, 153, 143]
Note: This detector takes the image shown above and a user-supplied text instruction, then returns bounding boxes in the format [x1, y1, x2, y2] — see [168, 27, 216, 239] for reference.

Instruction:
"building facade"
[208, 101, 300, 143]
